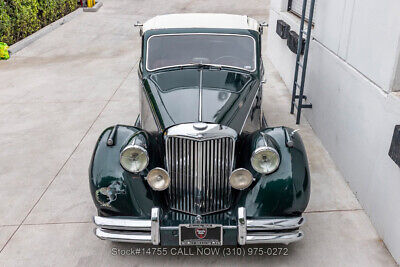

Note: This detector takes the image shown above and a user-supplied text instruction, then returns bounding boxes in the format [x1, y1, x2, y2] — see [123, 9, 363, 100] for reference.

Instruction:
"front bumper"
[94, 207, 304, 245]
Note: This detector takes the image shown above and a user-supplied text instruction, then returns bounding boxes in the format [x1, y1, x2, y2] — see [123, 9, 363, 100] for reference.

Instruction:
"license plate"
[179, 224, 223, 246]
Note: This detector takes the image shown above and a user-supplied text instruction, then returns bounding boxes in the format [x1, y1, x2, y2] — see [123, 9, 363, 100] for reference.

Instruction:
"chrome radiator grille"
[165, 136, 235, 215]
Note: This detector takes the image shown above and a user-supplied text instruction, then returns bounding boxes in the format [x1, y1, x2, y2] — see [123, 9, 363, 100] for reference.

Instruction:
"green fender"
[237, 127, 310, 217]
[89, 125, 310, 218]
[89, 125, 162, 218]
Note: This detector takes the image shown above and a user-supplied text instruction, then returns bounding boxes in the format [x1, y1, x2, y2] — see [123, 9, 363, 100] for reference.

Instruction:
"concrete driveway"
[0, 0, 396, 266]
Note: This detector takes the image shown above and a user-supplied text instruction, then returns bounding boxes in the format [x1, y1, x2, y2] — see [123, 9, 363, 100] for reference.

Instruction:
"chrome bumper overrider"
[94, 207, 160, 245]
[237, 207, 304, 245]
[94, 207, 304, 245]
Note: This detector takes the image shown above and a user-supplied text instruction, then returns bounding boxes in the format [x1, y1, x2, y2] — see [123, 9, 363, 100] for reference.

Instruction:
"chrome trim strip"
[247, 217, 305, 231]
[95, 228, 152, 243]
[93, 216, 151, 230]
[246, 230, 304, 245]
[238, 207, 246, 245]
[198, 69, 203, 121]
[151, 207, 160, 245]
[160, 225, 237, 230]
[145, 33, 257, 73]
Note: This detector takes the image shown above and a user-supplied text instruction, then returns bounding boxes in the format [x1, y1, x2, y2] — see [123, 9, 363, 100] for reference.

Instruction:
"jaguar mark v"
[89, 13, 310, 246]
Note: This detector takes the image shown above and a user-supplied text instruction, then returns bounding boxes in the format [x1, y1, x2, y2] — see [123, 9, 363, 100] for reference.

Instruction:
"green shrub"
[7, 0, 41, 42]
[38, 0, 59, 27]
[65, 0, 78, 14]
[0, 0, 78, 45]
[0, 0, 13, 44]
[38, 0, 78, 27]
[58, 0, 77, 15]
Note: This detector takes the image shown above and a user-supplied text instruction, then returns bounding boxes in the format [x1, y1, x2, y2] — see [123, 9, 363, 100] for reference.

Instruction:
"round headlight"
[229, 168, 253, 190]
[251, 147, 280, 174]
[120, 145, 149, 173]
[146, 168, 171, 191]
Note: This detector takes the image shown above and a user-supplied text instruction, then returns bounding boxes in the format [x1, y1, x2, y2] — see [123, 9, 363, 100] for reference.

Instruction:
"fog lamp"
[146, 168, 171, 191]
[229, 168, 253, 190]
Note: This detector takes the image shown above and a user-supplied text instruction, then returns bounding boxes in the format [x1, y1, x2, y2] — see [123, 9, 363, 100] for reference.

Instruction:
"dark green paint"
[140, 28, 262, 133]
[89, 126, 310, 219]
[89, 125, 166, 218]
[143, 68, 259, 132]
[89, 28, 310, 245]
[236, 127, 310, 217]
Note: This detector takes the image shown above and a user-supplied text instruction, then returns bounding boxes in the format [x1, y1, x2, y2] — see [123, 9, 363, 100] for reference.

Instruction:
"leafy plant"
[0, 0, 13, 44]
[7, 0, 41, 42]
[0, 0, 78, 45]
[38, 0, 59, 26]
[61, 0, 78, 14]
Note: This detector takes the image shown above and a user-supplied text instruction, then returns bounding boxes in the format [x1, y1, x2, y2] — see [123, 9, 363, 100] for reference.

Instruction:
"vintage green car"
[90, 13, 310, 246]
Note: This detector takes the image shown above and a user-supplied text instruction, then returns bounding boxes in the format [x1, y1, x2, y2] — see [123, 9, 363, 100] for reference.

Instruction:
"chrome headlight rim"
[229, 168, 254, 190]
[119, 145, 149, 173]
[250, 146, 280, 174]
[146, 167, 171, 191]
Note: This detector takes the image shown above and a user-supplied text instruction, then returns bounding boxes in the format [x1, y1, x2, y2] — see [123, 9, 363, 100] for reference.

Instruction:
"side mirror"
[259, 21, 268, 34]
[134, 21, 143, 36]
[134, 21, 143, 27]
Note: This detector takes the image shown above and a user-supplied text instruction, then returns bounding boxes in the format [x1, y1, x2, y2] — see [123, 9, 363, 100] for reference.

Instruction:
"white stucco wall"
[394, 49, 400, 92]
[267, 0, 400, 263]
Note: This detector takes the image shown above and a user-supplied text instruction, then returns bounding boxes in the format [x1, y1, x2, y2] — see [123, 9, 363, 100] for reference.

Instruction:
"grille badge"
[195, 228, 207, 239]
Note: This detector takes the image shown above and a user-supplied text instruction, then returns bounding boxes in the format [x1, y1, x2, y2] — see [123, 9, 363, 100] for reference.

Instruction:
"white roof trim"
[142, 13, 259, 32]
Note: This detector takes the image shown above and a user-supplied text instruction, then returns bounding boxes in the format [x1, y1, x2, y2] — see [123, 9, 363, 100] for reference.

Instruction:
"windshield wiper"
[180, 63, 223, 70]
[186, 63, 252, 73]
[161, 63, 251, 73]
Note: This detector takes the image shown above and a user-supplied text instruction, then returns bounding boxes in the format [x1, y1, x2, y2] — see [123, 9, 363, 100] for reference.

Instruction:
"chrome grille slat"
[205, 142, 211, 213]
[213, 139, 218, 211]
[219, 139, 226, 211]
[218, 139, 222, 211]
[226, 140, 231, 204]
[183, 139, 187, 212]
[166, 136, 235, 215]
[222, 139, 226, 210]
[179, 139, 183, 210]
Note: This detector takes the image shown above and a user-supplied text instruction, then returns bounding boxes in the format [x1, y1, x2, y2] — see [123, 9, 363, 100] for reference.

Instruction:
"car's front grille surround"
[165, 136, 235, 215]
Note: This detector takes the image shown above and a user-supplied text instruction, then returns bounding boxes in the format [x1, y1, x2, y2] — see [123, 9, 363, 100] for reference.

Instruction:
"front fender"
[237, 127, 310, 217]
[89, 125, 163, 218]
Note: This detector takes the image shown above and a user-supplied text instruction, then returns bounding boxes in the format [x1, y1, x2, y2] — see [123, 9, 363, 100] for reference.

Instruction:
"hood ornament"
[193, 123, 208, 131]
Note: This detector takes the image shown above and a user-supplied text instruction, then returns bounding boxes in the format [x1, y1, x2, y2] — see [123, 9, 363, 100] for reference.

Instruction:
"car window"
[146, 34, 256, 71]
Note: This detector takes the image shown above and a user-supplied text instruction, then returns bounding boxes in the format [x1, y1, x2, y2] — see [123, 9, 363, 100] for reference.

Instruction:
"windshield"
[146, 34, 256, 72]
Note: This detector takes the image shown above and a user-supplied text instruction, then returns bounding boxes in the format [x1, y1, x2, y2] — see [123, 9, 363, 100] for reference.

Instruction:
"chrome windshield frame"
[145, 33, 257, 73]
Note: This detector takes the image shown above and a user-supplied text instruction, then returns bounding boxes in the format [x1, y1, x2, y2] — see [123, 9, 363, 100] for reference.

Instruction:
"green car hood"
[143, 68, 259, 132]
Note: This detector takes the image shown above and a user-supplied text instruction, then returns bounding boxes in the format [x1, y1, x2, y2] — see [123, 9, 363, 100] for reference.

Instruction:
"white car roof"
[142, 13, 260, 33]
